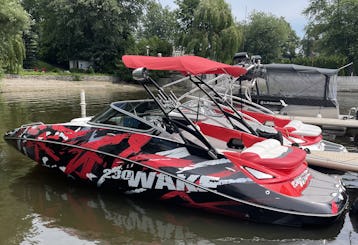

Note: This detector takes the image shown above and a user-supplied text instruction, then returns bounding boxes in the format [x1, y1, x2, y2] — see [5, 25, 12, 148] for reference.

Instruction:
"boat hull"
[4, 123, 348, 226]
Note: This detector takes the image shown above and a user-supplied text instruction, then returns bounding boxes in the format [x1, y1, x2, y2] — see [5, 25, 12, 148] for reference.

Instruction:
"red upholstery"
[196, 121, 263, 147]
[287, 134, 323, 146]
[242, 110, 290, 128]
[224, 148, 308, 185]
[242, 110, 323, 146]
[239, 146, 305, 170]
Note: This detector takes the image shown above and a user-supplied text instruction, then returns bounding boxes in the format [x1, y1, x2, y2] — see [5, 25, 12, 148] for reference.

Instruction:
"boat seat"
[240, 139, 305, 170]
[283, 120, 322, 137]
[243, 110, 322, 137]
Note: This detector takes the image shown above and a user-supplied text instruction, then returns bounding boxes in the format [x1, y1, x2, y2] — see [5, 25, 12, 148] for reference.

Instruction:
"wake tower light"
[132, 67, 148, 81]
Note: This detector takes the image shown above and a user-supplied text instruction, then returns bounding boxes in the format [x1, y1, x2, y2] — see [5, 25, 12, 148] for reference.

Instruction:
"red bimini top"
[122, 55, 247, 77]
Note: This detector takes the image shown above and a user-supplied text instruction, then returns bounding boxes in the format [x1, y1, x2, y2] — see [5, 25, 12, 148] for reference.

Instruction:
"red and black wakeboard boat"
[4, 55, 348, 226]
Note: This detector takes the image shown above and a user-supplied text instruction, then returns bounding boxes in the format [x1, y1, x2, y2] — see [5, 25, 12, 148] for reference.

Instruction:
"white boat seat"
[242, 139, 288, 159]
[284, 120, 322, 137]
[240, 139, 305, 170]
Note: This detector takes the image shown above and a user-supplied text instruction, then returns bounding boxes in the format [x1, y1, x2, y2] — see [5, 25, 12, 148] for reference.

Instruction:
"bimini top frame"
[122, 55, 263, 158]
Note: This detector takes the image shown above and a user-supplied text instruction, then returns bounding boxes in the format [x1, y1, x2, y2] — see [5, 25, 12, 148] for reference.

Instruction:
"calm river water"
[0, 82, 357, 244]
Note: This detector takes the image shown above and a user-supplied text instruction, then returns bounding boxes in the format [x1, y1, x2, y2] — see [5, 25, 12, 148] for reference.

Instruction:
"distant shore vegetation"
[1, 0, 357, 80]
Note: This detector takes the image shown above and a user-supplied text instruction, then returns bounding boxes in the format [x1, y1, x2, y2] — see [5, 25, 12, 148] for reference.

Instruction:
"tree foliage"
[19, 0, 358, 77]
[175, 0, 200, 37]
[0, 0, 29, 74]
[176, 0, 241, 63]
[22, 0, 145, 72]
[243, 12, 299, 63]
[303, 0, 358, 72]
[132, 0, 176, 58]
[136, 37, 173, 57]
[291, 55, 350, 75]
[23, 24, 39, 69]
[139, 0, 177, 43]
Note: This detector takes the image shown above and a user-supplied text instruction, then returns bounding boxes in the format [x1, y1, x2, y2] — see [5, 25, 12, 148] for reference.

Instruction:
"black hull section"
[4, 147, 346, 227]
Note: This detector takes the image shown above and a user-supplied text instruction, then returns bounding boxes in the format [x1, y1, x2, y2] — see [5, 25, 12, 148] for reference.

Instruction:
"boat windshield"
[89, 100, 163, 131]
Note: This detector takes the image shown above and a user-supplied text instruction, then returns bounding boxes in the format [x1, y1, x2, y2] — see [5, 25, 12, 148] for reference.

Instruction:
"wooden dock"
[275, 115, 358, 139]
[276, 115, 358, 128]
[306, 150, 358, 172]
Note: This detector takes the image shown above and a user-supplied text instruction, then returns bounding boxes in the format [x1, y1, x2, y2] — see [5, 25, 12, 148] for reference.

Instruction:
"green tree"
[175, 0, 200, 36]
[300, 36, 316, 58]
[136, 37, 173, 57]
[139, 0, 176, 43]
[22, 0, 145, 72]
[134, 0, 176, 57]
[243, 12, 299, 63]
[292, 55, 349, 74]
[0, 0, 29, 74]
[303, 0, 358, 72]
[23, 25, 39, 69]
[177, 0, 242, 63]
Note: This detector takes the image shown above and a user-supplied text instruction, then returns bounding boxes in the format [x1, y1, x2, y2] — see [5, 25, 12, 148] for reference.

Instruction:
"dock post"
[80, 89, 86, 118]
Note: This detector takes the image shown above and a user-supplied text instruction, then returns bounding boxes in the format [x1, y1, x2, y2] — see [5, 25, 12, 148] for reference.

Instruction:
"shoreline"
[0, 76, 143, 93]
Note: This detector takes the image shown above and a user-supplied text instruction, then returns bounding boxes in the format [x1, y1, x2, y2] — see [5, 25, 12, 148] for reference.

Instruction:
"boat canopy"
[122, 55, 247, 77]
[264, 64, 339, 76]
[261, 63, 338, 102]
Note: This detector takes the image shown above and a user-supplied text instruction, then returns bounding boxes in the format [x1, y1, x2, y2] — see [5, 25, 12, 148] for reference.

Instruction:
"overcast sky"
[159, 0, 310, 38]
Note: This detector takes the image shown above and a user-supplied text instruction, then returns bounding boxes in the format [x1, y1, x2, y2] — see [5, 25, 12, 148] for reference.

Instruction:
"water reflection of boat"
[4, 55, 348, 226]
[11, 166, 346, 243]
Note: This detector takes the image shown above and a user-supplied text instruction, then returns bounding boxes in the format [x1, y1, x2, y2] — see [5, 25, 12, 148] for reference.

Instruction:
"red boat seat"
[243, 110, 322, 137]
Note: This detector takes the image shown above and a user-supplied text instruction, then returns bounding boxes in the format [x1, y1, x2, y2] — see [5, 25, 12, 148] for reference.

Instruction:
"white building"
[69, 60, 92, 70]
